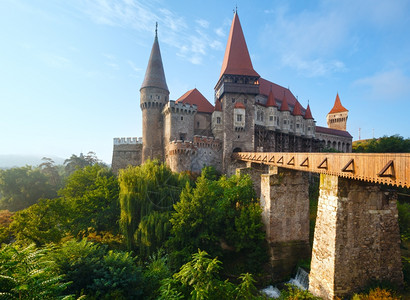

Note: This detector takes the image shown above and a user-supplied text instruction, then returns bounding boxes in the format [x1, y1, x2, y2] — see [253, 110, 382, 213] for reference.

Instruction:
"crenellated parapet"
[114, 137, 143, 145]
[163, 100, 197, 116]
[193, 135, 222, 150]
[167, 140, 196, 156]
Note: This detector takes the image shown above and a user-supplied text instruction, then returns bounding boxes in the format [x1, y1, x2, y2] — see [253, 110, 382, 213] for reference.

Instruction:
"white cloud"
[353, 70, 410, 100]
[42, 54, 71, 68]
[127, 60, 142, 73]
[196, 19, 209, 29]
[215, 27, 225, 37]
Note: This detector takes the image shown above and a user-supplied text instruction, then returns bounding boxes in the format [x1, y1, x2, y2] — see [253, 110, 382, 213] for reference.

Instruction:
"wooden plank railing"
[232, 152, 410, 188]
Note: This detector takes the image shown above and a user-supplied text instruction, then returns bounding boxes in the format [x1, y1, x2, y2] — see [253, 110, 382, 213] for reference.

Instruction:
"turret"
[140, 24, 169, 163]
[279, 92, 290, 133]
[326, 93, 348, 131]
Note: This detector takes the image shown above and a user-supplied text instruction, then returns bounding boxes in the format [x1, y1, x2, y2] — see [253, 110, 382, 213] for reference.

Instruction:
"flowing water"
[288, 267, 309, 290]
[260, 285, 281, 298]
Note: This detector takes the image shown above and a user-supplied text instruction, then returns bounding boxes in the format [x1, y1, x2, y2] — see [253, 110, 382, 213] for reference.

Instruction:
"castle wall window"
[217, 117, 221, 124]
[232, 98, 235, 103]
[181, 116, 183, 120]
[237, 114, 242, 122]
[270, 116, 273, 121]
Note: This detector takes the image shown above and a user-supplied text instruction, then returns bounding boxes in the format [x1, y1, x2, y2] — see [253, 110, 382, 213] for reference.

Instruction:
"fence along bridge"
[232, 152, 409, 299]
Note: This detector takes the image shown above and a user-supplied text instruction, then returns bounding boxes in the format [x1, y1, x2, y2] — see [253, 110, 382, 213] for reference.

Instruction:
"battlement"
[168, 140, 196, 155]
[113, 137, 143, 145]
[193, 135, 222, 149]
[163, 100, 197, 115]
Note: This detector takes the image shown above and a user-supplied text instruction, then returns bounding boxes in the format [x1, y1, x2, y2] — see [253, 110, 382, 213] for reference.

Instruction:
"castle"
[112, 12, 352, 174]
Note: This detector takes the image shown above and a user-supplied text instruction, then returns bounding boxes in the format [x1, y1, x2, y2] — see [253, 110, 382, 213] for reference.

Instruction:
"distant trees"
[0, 166, 58, 211]
[353, 134, 410, 153]
[64, 151, 105, 175]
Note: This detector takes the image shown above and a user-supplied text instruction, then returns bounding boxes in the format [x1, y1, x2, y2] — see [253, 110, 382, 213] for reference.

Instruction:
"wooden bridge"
[232, 151, 408, 299]
[233, 152, 410, 188]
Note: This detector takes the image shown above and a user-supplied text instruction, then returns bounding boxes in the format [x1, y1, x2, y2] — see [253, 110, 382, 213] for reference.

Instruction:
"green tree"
[39, 157, 62, 188]
[169, 173, 267, 274]
[0, 243, 72, 299]
[64, 151, 104, 176]
[353, 135, 410, 153]
[59, 164, 120, 236]
[10, 198, 68, 246]
[49, 239, 143, 299]
[0, 166, 57, 211]
[119, 160, 188, 254]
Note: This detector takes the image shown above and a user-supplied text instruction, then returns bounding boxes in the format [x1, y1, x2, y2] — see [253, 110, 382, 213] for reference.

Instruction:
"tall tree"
[63, 151, 104, 175]
[119, 160, 188, 254]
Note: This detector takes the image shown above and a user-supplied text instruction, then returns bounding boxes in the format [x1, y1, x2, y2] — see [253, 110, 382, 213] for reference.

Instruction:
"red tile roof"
[292, 101, 303, 116]
[304, 104, 313, 119]
[259, 78, 298, 107]
[316, 126, 352, 138]
[234, 102, 246, 109]
[279, 93, 290, 111]
[176, 88, 214, 113]
[328, 93, 348, 114]
[214, 99, 222, 111]
[266, 88, 277, 107]
[219, 13, 259, 79]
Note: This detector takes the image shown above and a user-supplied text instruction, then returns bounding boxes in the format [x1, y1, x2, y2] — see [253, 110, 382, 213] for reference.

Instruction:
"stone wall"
[309, 174, 403, 299]
[260, 167, 310, 281]
[111, 141, 142, 174]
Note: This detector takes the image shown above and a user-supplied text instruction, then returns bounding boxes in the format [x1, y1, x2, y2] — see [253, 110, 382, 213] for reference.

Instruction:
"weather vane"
[155, 22, 158, 37]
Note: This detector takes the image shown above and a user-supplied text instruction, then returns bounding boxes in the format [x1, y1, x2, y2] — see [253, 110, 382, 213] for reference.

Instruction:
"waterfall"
[288, 267, 309, 290]
[261, 285, 281, 298]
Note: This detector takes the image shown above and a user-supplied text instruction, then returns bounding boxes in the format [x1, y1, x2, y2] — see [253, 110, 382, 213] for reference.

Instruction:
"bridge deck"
[233, 152, 410, 188]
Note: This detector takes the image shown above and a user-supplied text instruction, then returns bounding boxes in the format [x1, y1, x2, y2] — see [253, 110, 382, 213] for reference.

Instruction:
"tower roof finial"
[155, 22, 158, 38]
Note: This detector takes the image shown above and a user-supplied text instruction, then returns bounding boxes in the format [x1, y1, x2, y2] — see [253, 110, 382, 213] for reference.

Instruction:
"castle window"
[150, 95, 152, 99]
[244, 99, 247, 104]
[179, 133, 186, 141]
[217, 117, 221, 124]
[197, 121, 200, 127]
[296, 124, 300, 128]
[270, 116, 273, 121]
[181, 116, 183, 120]
[237, 114, 242, 122]
[157, 95, 160, 99]
[232, 98, 235, 103]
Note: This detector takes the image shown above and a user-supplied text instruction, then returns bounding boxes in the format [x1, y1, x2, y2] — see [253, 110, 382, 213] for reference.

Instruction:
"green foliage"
[0, 243, 72, 299]
[0, 210, 13, 244]
[0, 166, 58, 211]
[10, 198, 68, 246]
[279, 284, 321, 300]
[353, 135, 410, 153]
[119, 160, 188, 253]
[49, 239, 143, 299]
[352, 287, 399, 299]
[39, 157, 63, 189]
[142, 250, 172, 299]
[59, 164, 120, 236]
[63, 151, 104, 176]
[398, 201, 410, 242]
[169, 173, 267, 274]
[160, 250, 262, 300]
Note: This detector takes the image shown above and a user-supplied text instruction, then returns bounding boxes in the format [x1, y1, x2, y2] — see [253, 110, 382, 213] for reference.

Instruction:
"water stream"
[260, 267, 309, 298]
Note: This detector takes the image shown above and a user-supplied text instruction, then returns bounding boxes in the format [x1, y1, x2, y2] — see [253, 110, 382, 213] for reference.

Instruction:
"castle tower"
[140, 24, 169, 163]
[327, 93, 348, 131]
[215, 12, 260, 173]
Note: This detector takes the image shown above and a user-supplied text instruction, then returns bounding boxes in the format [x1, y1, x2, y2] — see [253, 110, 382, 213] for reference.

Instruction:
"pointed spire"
[214, 99, 222, 111]
[219, 12, 259, 79]
[140, 24, 168, 92]
[328, 93, 348, 114]
[292, 101, 303, 116]
[266, 86, 277, 107]
[279, 92, 290, 111]
[304, 104, 313, 119]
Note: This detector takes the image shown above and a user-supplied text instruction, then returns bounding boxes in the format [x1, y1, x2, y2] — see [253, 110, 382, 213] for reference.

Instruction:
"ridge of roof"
[176, 88, 214, 113]
[316, 126, 352, 138]
[140, 32, 168, 92]
[259, 78, 299, 108]
[328, 93, 348, 114]
[219, 13, 259, 79]
[304, 104, 313, 119]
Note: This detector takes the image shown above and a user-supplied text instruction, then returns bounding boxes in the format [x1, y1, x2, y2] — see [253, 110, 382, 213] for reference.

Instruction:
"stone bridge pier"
[259, 167, 311, 281]
[309, 174, 403, 299]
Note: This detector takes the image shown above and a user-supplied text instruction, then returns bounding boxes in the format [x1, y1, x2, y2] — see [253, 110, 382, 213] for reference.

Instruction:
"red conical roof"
[279, 93, 290, 111]
[328, 93, 348, 114]
[304, 104, 313, 119]
[292, 101, 303, 116]
[214, 99, 222, 111]
[234, 102, 246, 109]
[219, 13, 259, 79]
[176, 88, 214, 113]
[266, 87, 277, 107]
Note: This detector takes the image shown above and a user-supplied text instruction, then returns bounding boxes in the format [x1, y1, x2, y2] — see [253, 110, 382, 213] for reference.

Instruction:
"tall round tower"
[140, 24, 169, 163]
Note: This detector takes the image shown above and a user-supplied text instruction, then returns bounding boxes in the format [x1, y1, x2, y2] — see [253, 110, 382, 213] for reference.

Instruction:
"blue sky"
[1, 0, 409, 163]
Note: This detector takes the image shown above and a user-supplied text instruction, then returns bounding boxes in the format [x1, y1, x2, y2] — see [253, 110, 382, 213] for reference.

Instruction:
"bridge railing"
[233, 152, 410, 188]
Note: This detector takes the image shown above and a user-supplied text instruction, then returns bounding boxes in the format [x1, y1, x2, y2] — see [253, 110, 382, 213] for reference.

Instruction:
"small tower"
[140, 23, 169, 163]
[327, 93, 348, 131]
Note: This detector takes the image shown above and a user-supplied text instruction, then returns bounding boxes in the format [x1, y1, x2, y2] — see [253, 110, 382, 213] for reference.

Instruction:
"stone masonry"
[309, 174, 403, 299]
[260, 167, 310, 281]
